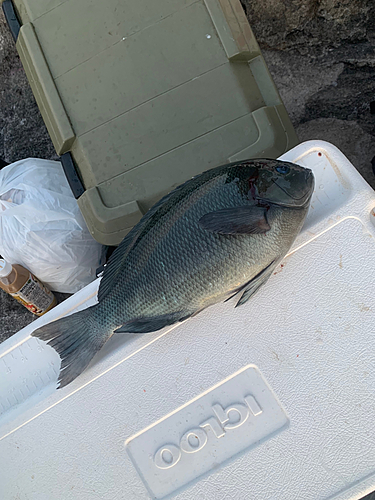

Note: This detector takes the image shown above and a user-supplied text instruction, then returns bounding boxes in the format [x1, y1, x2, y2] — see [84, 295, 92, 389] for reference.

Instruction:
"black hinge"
[60, 152, 85, 199]
[2, 0, 21, 42]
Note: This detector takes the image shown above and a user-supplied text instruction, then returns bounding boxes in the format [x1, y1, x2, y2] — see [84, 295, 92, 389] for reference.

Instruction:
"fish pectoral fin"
[199, 206, 270, 235]
[235, 260, 278, 307]
[114, 311, 186, 334]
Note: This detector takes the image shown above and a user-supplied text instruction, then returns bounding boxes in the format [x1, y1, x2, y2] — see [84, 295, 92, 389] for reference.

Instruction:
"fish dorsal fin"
[98, 180, 194, 301]
[98, 230, 138, 301]
[199, 205, 270, 235]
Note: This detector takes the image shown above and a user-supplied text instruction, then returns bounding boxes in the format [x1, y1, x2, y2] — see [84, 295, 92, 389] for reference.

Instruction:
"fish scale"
[32, 159, 314, 387]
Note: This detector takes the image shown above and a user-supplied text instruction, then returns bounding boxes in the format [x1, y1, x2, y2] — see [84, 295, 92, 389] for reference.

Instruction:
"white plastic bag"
[0, 158, 104, 293]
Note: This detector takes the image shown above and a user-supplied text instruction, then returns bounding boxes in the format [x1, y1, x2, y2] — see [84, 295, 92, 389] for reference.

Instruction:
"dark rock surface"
[0, 12, 57, 163]
[0, 288, 69, 343]
[242, 0, 373, 55]
[241, 0, 375, 187]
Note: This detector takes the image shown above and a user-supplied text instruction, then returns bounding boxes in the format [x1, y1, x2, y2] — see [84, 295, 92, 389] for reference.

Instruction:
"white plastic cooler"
[1, 141, 375, 500]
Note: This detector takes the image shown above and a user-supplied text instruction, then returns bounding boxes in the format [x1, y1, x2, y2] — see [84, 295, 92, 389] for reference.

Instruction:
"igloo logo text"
[154, 395, 262, 469]
[126, 365, 289, 499]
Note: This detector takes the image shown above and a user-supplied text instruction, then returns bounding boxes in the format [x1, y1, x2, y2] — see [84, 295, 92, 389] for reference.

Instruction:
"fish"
[31, 158, 314, 388]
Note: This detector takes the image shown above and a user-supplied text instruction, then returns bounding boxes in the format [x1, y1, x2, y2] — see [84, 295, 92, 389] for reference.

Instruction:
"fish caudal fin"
[31, 305, 112, 389]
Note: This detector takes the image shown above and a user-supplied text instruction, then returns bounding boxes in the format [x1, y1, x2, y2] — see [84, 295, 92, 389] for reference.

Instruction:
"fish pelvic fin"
[31, 305, 113, 389]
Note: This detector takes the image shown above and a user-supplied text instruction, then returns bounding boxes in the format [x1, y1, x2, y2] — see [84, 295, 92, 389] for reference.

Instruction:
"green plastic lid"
[8, 0, 298, 245]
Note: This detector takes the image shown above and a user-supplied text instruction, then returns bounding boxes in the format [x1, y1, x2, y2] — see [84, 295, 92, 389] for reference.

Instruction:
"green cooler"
[2, 0, 298, 245]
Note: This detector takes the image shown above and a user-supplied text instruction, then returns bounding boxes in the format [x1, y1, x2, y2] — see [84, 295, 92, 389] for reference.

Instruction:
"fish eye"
[275, 165, 290, 175]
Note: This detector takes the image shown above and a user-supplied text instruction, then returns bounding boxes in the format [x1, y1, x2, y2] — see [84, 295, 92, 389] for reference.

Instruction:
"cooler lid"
[10, 0, 298, 244]
[1, 142, 375, 499]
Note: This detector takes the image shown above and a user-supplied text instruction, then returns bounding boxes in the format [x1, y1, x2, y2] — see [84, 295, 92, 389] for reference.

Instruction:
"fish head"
[252, 159, 315, 209]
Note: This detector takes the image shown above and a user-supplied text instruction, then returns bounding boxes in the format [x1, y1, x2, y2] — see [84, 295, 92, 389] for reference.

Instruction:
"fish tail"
[31, 305, 113, 389]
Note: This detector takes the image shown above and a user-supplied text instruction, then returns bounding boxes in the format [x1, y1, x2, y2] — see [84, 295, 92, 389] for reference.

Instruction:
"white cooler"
[1, 141, 375, 500]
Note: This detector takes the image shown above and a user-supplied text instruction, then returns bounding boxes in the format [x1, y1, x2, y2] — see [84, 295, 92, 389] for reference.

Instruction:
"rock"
[302, 61, 375, 136]
[242, 0, 372, 55]
[0, 291, 70, 343]
[250, 0, 375, 190]
[262, 50, 344, 124]
[0, 287, 36, 343]
[262, 48, 375, 183]
[0, 13, 56, 163]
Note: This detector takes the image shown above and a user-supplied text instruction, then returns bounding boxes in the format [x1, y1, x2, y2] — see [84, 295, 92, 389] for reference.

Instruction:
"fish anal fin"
[114, 311, 187, 334]
[235, 260, 278, 307]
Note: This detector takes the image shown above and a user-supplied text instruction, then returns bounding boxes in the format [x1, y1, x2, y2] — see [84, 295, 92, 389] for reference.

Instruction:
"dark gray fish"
[32, 159, 314, 388]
